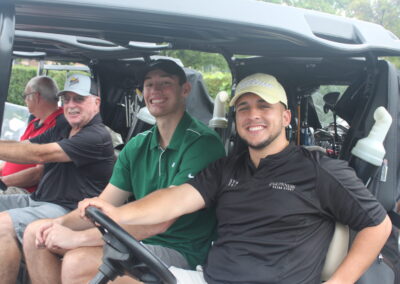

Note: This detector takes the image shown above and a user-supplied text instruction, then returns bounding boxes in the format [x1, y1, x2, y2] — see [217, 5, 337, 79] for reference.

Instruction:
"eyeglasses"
[22, 92, 36, 100]
[60, 95, 88, 104]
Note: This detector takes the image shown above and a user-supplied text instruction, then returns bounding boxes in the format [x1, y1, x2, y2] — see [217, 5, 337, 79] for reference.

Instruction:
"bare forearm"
[0, 141, 41, 163]
[124, 219, 176, 241]
[69, 220, 175, 248]
[58, 209, 94, 230]
[0, 141, 69, 164]
[116, 185, 205, 225]
[1, 164, 43, 188]
[73, 228, 104, 247]
[327, 216, 392, 283]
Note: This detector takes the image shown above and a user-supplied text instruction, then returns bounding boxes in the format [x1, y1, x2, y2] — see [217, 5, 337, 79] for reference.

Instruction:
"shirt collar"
[150, 112, 191, 150]
[85, 113, 102, 128]
[32, 107, 64, 130]
[259, 142, 296, 165]
[244, 142, 296, 169]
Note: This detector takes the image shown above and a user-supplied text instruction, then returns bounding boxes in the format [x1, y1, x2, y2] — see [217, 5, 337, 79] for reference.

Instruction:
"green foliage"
[46, 70, 69, 91]
[8, 65, 91, 106]
[202, 72, 232, 99]
[8, 65, 37, 106]
[161, 50, 229, 72]
[159, 50, 232, 98]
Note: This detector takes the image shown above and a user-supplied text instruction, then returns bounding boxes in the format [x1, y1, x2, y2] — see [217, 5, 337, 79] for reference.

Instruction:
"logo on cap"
[69, 76, 80, 86]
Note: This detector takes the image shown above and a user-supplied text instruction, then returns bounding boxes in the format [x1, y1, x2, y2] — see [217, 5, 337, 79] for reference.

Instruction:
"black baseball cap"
[139, 59, 187, 85]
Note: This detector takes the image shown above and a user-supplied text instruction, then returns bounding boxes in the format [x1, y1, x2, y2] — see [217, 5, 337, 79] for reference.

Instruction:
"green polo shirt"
[110, 112, 226, 268]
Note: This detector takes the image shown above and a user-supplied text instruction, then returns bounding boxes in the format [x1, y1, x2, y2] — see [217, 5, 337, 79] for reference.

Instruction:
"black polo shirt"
[188, 143, 386, 284]
[30, 114, 115, 210]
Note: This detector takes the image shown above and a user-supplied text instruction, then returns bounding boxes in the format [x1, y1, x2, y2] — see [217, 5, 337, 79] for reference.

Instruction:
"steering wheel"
[85, 206, 177, 284]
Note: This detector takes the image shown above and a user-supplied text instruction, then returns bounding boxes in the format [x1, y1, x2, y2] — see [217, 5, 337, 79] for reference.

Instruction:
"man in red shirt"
[0, 76, 63, 194]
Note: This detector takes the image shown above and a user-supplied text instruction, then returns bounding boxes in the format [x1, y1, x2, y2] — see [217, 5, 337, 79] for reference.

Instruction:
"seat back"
[321, 223, 350, 281]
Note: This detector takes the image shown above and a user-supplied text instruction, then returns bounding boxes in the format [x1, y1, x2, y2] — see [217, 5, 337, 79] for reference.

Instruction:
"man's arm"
[1, 164, 44, 188]
[36, 183, 130, 249]
[0, 140, 70, 164]
[79, 183, 206, 226]
[58, 183, 132, 229]
[326, 215, 392, 284]
[37, 184, 177, 250]
[39, 219, 177, 250]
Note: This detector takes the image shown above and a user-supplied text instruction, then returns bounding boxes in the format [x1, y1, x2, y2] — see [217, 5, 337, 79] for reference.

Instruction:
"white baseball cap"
[57, 74, 98, 97]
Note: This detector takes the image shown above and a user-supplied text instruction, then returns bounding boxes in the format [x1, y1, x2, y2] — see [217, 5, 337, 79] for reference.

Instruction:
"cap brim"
[229, 91, 283, 107]
[137, 60, 187, 86]
[57, 89, 93, 97]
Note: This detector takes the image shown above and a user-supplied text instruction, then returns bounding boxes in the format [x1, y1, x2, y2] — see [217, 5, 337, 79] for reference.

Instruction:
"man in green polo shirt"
[23, 59, 226, 284]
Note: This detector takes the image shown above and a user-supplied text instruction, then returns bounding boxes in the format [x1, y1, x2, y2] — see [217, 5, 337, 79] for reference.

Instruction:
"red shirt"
[1, 107, 64, 192]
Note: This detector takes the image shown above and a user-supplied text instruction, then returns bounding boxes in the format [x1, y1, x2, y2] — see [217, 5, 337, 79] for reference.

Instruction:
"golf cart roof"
[8, 0, 400, 59]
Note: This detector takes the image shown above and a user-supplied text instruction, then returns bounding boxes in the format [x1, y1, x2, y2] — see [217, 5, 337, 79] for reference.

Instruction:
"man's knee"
[62, 247, 103, 282]
[23, 219, 49, 249]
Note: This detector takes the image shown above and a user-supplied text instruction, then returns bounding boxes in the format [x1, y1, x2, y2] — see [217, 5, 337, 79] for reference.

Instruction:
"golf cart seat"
[303, 146, 350, 281]
[321, 223, 350, 281]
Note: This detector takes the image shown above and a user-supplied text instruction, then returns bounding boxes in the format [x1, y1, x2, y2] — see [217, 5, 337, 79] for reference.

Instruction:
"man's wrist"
[54, 216, 64, 225]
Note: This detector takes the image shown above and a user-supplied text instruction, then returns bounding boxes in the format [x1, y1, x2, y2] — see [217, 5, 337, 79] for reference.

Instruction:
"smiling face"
[235, 93, 291, 151]
[61, 92, 100, 130]
[143, 69, 190, 120]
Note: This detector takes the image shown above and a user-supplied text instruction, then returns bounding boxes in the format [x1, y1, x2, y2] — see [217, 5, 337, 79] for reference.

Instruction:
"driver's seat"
[321, 223, 350, 281]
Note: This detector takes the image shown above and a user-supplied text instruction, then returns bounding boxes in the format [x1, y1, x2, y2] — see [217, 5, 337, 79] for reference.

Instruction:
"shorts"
[0, 186, 30, 195]
[0, 194, 70, 242]
[170, 266, 207, 284]
[142, 243, 190, 269]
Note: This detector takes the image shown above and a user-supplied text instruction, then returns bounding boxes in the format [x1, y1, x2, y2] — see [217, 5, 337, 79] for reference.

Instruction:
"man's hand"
[36, 222, 85, 250]
[35, 221, 54, 248]
[78, 197, 119, 222]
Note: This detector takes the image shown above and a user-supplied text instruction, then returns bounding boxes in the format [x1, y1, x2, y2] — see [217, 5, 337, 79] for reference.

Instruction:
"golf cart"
[1, 0, 400, 283]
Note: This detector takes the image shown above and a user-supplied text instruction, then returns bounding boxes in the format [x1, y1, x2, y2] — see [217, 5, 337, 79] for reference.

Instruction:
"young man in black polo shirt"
[82, 73, 391, 284]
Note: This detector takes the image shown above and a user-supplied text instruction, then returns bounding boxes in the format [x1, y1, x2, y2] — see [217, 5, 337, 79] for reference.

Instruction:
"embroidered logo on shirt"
[221, 178, 240, 192]
[228, 179, 239, 188]
[269, 182, 295, 192]
[188, 173, 195, 179]
[171, 162, 176, 168]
